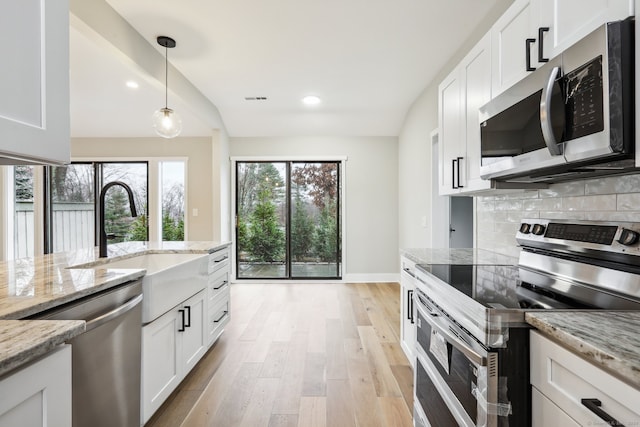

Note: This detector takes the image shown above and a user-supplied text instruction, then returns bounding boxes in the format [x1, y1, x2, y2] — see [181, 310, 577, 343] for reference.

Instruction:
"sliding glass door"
[236, 161, 341, 280]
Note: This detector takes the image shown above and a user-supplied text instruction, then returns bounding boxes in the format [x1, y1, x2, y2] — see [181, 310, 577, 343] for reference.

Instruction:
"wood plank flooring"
[145, 282, 413, 427]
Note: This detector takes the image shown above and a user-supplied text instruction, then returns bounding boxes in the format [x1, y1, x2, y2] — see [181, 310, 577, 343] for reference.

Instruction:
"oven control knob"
[519, 223, 531, 234]
[531, 224, 546, 236]
[618, 228, 639, 246]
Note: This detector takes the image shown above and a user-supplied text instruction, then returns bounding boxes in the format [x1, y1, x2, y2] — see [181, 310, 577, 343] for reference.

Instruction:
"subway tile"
[561, 195, 615, 211]
[617, 193, 640, 211]
[585, 173, 640, 195]
[539, 211, 586, 220]
[584, 211, 640, 222]
[523, 198, 562, 211]
[539, 181, 585, 198]
[494, 200, 523, 211]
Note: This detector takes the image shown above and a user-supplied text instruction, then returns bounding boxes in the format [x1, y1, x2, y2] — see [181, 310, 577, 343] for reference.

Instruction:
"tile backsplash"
[476, 173, 640, 258]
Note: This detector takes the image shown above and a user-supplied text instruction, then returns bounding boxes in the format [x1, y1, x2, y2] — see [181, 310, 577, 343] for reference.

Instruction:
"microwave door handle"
[540, 66, 563, 156]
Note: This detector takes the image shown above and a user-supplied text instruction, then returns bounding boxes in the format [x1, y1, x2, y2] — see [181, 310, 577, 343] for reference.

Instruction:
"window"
[160, 161, 185, 241]
[13, 166, 35, 259]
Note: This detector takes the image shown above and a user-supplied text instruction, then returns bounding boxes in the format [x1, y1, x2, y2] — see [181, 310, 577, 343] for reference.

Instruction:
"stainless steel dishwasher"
[33, 280, 143, 427]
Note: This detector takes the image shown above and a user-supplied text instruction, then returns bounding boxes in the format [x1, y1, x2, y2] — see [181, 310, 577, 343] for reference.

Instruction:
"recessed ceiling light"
[302, 95, 321, 106]
[126, 81, 139, 89]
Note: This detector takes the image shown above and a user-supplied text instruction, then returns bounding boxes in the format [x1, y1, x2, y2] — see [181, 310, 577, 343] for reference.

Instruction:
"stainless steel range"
[412, 219, 640, 427]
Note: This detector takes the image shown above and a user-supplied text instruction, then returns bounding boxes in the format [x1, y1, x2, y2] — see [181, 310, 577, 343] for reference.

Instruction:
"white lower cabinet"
[0, 345, 71, 427]
[207, 247, 230, 346]
[530, 331, 640, 426]
[142, 290, 207, 424]
[400, 256, 416, 366]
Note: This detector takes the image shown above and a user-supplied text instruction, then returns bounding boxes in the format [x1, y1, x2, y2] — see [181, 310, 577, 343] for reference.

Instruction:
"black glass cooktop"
[418, 264, 592, 310]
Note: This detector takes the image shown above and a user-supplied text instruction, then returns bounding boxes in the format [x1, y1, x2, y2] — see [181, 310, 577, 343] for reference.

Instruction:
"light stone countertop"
[0, 240, 229, 375]
[0, 320, 85, 377]
[401, 247, 519, 266]
[526, 311, 640, 389]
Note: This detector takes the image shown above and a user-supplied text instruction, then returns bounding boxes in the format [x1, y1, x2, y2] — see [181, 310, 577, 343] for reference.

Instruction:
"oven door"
[414, 292, 500, 427]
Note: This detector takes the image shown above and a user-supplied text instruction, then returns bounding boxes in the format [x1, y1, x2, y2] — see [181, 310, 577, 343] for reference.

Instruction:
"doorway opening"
[235, 161, 342, 280]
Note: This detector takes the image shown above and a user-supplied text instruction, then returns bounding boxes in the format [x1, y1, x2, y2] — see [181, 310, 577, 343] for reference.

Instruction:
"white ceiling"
[71, 0, 504, 138]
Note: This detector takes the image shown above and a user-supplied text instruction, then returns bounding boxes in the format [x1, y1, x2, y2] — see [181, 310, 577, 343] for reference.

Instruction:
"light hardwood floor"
[145, 282, 413, 427]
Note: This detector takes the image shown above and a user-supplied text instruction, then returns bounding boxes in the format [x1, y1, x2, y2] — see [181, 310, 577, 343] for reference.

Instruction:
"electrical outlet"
[192, 208, 199, 217]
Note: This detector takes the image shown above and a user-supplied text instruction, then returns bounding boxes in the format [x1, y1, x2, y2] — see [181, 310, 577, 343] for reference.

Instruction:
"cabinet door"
[400, 270, 416, 367]
[461, 33, 493, 193]
[181, 290, 208, 373]
[142, 308, 181, 424]
[438, 67, 463, 195]
[0, 345, 71, 427]
[538, 0, 633, 60]
[532, 387, 580, 427]
[0, 1, 69, 164]
[491, 0, 540, 97]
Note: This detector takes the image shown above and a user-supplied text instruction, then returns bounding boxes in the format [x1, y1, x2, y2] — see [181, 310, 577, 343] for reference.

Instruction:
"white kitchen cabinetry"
[538, 0, 633, 61]
[0, 345, 71, 427]
[530, 331, 640, 427]
[0, 1, 70, 165]
[207, 247, 231, 345]
[491, 0, 633, 97]
[142, 290, 207, 424]
[438, 33, 493, 195]
[400, 256, 416, 366]
[491, 0, 540, 97]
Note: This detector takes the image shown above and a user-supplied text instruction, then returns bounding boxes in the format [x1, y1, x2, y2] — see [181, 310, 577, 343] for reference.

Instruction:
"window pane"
[161, 161, 185, 241]
[14, 166, 34, 258]
[51, 164, 95, 252]
[236, 162, 287, 278]
[102, 163, 148, 243]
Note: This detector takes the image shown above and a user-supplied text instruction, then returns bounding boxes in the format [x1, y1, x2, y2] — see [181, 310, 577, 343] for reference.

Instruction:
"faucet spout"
[99, 181, 138, 258]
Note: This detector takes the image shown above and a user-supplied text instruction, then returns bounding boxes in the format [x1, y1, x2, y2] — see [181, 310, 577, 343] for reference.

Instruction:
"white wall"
[230, 136, 398, 282]
[397, 0, 514, 250]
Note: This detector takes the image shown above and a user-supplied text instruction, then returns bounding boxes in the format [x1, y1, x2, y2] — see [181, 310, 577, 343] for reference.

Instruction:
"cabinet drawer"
[208, 298, 230, 344]
[530, 331, 640, 426]
[208, 268, 230, 303]
[400, 256, 417, 277]
[208, 248, 230, 274]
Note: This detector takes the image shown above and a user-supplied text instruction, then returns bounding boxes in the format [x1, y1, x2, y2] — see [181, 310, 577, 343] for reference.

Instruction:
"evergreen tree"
[104, 187, 136, 243]
[248, 189, 285, 262]
[314, 200, 338, 262]
[14, 166, 34, 201]
[291, 194, 314, 261]
[129, 214, 148, 241]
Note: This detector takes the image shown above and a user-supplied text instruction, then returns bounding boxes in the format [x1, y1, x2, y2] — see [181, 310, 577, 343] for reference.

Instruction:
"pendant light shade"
[153, 36, 182, 138]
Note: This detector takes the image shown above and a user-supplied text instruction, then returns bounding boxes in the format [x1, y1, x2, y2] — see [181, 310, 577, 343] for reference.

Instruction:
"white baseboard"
[343, 273, 400, 283]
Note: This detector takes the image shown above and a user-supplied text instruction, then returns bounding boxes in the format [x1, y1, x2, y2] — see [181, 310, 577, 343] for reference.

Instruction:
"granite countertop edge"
[0, 320, 85, 377]
[525, 312, 640, 390]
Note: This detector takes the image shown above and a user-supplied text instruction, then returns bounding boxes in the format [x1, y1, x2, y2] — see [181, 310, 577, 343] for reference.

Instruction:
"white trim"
[231, 155, 348, 162]
[230, 157, 346, 281]
[343, 273, 400, 283]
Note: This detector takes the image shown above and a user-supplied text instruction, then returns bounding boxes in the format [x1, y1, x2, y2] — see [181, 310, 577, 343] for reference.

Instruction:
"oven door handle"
[416, 302, 488, 367]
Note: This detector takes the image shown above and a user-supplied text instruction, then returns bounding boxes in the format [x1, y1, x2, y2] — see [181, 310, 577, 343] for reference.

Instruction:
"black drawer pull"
[526, 38, 536, 71]
[581, 399, 625, 427]
[213, 311, 228, 323]
[213, 280, 228, 290]
[213, 255, 229, 263]
[184, 305, 191, 327]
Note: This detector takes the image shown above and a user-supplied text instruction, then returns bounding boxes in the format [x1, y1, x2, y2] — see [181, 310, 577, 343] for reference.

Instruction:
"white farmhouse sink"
[71, 253, 210, 324]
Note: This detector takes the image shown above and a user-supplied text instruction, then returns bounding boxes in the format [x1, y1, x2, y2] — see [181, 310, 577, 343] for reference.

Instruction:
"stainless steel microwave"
[479, 18, 635, 183]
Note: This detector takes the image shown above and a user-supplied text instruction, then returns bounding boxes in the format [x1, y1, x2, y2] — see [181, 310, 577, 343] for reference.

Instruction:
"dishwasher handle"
[85, 294, 143, 332]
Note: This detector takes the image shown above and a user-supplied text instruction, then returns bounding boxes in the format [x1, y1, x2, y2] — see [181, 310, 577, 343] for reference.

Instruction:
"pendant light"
[152, 36, 182, 138]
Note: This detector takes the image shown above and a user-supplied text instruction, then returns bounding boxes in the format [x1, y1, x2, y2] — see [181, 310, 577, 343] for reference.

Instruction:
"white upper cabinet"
[538, 0, 634, 61]
[439, 34, 493, 195]
[0, 0, 70, 165]
[491, 0, 540, 97]
[491, 0, 633, 97]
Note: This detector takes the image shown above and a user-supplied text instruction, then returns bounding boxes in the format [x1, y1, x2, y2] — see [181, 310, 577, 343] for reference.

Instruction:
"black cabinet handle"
[526, 38, 536, 71]
[184, 305, 191, 327]
[214, 280, 228, 290]
[214, 255, 229, 263]
[178, 309, 186, 332]
[581, 399, 625, 427]
[452, 159, 458, 189]
[456, 157, 464, 188]
[538, 27, 549, 62]
[214, 311, 228, 323]
[407, 289, 412, 321]
[408, 289, 414, 324]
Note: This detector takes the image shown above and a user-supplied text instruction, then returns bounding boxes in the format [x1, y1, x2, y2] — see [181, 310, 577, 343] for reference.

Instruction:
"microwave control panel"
[564, 55, 604, 141]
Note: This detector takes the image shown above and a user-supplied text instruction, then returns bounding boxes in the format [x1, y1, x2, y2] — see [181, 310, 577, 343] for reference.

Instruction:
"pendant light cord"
[165, 45, 168, 109]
